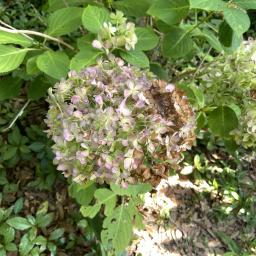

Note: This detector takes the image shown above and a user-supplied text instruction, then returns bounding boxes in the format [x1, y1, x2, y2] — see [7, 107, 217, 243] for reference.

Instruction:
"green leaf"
[7, 217, 32, 230]
[0, 77, 22, 100]
[0, 224, 15, 244]
[49, 228, 65, 241]
[0, 248, 6, 256]
[189, 0, 226, 11]
[0, 170, 8, 185]
[113, 0, 152, 17]
[5, 242, 17, 252]
[34, 235, 47, 246]
[110, 183, 151, 197]
[219, 21, 242, 52]
[77, 34, 95, 50]
[0, 45, 29, 73]
[46, 7, 83, 36]
[36, 51, 70, 80]
[94, 189, 116, 216]
[127, 183, 152, 197]
[3, 147, 18, 161]
[68, 181, 96, 206]
[36, 201, 49, 216]
[80, 204, 101, 218]
[0, 31, 33, 47]
[150, 63, 169, 81]
[102, 204, 132, 253]
[201, 29, 223, 52]
[14, 198, 24, 214]
[26, 56, 40, 75]
[162, 27, 194, 58]
[8, 127, 21, 145]
[216, 232, 241, 254]
[147, 0, 189, 25]
[48, 0, 87, 11]
[120, 49, 149, 68]
[70, 47, 102, 71]
[219, 21, 233, 47]
[233, 0, 256, 9]
[134, 212, 145, 229]
[110, 183, 131, 196]
[36, 213, 54, 228]
[135, 27, 159, 51]
[223, 7, 250, 36]
[208, 106, 239, 138]
[27, 76, 51, 100]
[19, 234, 33, 256]
[188, 84, 205, 108]
[29, 142, 45, 152]
[82, 5, 110, 34]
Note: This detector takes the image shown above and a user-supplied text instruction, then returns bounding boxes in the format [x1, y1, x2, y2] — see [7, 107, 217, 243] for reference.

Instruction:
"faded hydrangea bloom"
[92, 10, 137, 52]
[45, 58, 195, 186]
[188, 39, 256, 148]
[231, 103, 256, 148]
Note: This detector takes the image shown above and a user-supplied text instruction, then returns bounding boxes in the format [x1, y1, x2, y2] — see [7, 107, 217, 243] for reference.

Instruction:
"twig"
[0, 22, 75, 50]
[1, 100, 31, 133]
[193, 47, 212, 79]
[0, 20, 33, 40]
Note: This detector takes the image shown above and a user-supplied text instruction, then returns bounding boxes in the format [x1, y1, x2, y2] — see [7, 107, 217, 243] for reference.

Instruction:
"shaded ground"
[129, 152, 256, 256]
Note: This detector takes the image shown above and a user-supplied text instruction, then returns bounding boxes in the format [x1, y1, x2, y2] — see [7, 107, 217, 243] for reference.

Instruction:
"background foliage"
[0, 0, 256, 255]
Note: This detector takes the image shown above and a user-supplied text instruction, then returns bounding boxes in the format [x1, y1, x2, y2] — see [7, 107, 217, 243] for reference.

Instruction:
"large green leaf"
[113, 0, 152, 17]
[0, 77, 22, 100]
[0, 45, 29, 73]
[162, 27, 194, 58]
[80, 204, 101, 218]
[147, 0, 189, 25]
[135, 27, 159, 51]
[7, 217, 32, 230]
[223, 7, 250, 36]
[0, 31, 33, 47]
[27, 76, 51, 100]
[219, 21, 242, 53]
[208, 106, 239, 138]
[102, 204, 133, 253]
[94, 189, 116, 216]
[219, 21, 233, 47]
[201, 29, 223, 52]
[120, 49, 149, 68]
[82, 5, 110, 34]
[70, 47, 102, 71]
[189, 0, 226, 11]
[46, 7, 83, 36]
[234, 0, 256, 9]
[68, 181, 96, 206]
[36, 51, 70, 79]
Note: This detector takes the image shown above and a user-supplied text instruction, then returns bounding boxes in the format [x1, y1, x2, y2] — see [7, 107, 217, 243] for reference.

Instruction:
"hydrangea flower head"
[45, 58, 195, 186]
[92, 10, 137, 52]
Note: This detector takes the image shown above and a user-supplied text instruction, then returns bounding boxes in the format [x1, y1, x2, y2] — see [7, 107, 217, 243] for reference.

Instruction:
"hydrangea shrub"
[193, 39, 256, 148]
[45, 57, 195, 186]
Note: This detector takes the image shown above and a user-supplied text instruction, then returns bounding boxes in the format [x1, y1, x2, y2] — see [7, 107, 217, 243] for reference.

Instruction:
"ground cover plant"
[0, 0, 256, 255]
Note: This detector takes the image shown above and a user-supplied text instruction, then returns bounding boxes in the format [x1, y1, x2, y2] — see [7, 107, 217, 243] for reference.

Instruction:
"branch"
[0, 22, 75, 51]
